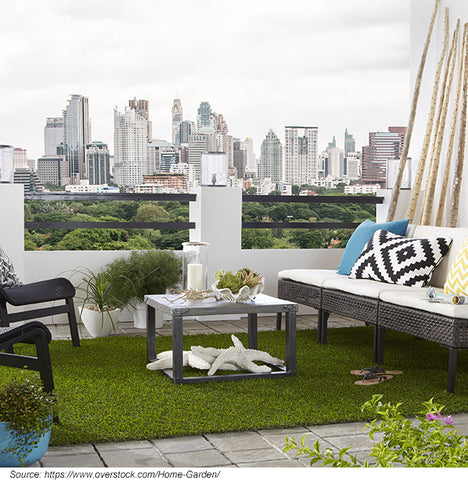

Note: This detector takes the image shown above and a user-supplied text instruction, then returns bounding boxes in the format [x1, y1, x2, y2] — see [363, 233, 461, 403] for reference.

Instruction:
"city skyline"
[1, 0, 410, 160]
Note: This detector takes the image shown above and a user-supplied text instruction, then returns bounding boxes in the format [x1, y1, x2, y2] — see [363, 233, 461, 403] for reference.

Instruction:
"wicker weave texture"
[321, 289, 378, 326]
[378, 302, 468, 349]
[277, 278, 321, 309]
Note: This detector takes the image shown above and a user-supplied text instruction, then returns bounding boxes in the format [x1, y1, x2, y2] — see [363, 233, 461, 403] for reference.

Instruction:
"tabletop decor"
[212, 267, 264, 302]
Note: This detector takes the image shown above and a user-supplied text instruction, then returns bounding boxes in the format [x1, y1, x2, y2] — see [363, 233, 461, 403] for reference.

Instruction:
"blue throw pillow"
[337, 218, 410, 275]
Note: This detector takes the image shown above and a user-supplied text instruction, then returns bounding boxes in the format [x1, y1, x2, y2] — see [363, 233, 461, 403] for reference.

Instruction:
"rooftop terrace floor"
[35, 314, 468, 469]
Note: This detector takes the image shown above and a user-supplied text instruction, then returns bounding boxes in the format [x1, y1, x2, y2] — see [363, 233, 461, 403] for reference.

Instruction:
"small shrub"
[284, 394, 468, 467]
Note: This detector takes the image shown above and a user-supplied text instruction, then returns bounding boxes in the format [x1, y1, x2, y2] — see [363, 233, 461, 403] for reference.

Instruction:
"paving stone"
[223, 447, 285, 464]
[324, 432, 377, 452]
[41, 453, 103, 468]
[164, 449, 231, 467]
[45, 444, 96, 455]
[307, 421, 368, 437]
[205, 431, 270, 452]
[237, 458, 306, 467]
[100, 448, 170, 467]
[95, 440, 153, 451]
[152, 435, 214, 454]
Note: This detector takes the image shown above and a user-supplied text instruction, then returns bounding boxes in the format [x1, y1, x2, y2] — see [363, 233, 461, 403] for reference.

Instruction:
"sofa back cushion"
[411, 226, 468, 288]
[337, 218, 410, 275]
[349, 229, 452, 287]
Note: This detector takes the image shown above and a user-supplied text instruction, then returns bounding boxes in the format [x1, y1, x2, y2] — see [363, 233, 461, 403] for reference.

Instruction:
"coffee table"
[144, 293, 298, 384]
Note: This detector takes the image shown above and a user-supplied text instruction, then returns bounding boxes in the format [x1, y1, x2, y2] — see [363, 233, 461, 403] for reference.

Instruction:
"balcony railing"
[24, 191, 383, 232]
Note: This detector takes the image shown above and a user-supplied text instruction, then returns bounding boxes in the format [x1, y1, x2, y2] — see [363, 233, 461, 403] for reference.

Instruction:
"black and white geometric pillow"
[349, 229, 452, 287]
[0, 247, 22, 288]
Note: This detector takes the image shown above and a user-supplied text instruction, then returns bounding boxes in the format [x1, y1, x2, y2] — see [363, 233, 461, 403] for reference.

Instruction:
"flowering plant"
[284, 394, 468, 467]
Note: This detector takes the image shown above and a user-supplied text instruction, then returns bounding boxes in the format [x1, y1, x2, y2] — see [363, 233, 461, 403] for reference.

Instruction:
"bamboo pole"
[405, 5, 447, 223]
[387, 0, 440, 222]
[435, 21, 465, 226]
[449, 25, 468, 227]
[420, 17, 458, 225]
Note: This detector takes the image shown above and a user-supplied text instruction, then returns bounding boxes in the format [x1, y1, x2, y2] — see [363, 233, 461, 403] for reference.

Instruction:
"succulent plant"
[214, 268, 262, 294]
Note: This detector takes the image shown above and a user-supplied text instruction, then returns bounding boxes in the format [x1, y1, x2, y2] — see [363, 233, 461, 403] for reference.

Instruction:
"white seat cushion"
[380, 289, 468, 319]
[278, 269, 340, 287]
[323, 277, 426, 299]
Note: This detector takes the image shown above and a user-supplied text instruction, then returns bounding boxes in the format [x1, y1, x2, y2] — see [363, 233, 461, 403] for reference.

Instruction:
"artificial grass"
[3, 326, 468, 446]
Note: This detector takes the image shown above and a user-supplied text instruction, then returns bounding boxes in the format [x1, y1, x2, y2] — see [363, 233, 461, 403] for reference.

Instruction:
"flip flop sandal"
[354, 372, 393, 386]
[350, 365, 403, 376]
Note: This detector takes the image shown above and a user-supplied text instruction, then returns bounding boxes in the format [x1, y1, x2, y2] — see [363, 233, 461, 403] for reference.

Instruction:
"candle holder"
[182, 242, 210, 292]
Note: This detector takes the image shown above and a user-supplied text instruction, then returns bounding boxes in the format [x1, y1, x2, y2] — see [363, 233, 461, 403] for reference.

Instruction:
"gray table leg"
[146, 305, 156, 362]
[172, 315, 184, 383]
[248, 313, 258, 349]
[285, 310, 297, 373]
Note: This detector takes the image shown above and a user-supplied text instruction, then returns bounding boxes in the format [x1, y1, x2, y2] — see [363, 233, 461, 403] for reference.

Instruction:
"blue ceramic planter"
[0, 421, 52, 467]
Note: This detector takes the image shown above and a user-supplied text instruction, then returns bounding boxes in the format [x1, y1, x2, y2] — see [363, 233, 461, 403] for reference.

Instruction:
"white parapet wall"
[3, 185, 362, 322]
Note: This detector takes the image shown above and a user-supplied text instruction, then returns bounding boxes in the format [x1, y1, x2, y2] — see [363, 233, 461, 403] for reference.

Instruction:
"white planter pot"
[133, 302, 163, 329]
[118, 305, 134, 322]
[80, 307, 120, 337]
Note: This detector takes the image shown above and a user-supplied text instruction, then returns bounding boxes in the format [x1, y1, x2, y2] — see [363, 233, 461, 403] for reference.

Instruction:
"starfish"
[146, 335, 284, 375]
[207, 335, 284, 376]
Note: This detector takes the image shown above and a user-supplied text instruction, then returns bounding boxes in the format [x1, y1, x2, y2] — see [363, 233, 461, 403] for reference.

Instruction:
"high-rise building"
[361, 126, 407, 188]
[129, 98, 152, 141]
[232, 139, 245, 179]
[346, 152, 360, 179]
[86, 141, 110, 185]
[284, 126, 318, 185]
[188, 133, 210, 184]
[147, 140, 178, 174]
[243, 137, 256, 173]
[44, 117, 65, 156]
[327, 147, 345, 178]
[197, 102, 216, 130]
[37, 156, 69, 186]
[258, 129, 283, 182]
[172, 99, 183, 145]
[63, 94, 91, 183]
[179, 120, 195, 144]
[113, 106, 148, 188]
[344, 129, 356, 156]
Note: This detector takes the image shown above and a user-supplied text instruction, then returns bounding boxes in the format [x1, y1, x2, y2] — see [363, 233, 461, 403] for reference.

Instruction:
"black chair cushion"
[0, 321, 52, 347]
[0, 278, 75, 306]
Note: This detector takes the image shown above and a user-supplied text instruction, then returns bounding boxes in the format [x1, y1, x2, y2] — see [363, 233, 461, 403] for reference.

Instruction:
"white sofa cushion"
[278, 269, 340, 287]
[380, 288, 468, 319]
[323, 277, 426, 299]
[411, 226, 468, 288]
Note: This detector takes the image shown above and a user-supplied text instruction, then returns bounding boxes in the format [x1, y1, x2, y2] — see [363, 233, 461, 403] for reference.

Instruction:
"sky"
[0, 0, 410, 160]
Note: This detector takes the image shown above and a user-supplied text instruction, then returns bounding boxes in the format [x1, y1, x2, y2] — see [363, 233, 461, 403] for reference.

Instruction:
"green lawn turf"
[2, 326, 468, 446]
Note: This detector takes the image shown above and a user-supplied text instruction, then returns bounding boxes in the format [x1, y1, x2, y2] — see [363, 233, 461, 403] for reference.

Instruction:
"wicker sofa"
[277, 225, 468, 393]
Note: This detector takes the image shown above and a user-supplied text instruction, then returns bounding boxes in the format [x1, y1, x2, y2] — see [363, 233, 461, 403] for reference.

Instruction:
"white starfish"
[207, 335, 284, 376]
[146, 335, 284, 376]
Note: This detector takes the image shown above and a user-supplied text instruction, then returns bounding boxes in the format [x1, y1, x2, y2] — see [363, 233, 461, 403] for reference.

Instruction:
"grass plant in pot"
[106, 250, 182, 329]
[0, 376, 56, 467]
[76, 268, 122, 338]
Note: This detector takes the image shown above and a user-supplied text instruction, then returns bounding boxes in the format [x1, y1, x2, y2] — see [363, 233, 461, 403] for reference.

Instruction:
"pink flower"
[445, 415, 454, 425]
[426, 413, 438, 421]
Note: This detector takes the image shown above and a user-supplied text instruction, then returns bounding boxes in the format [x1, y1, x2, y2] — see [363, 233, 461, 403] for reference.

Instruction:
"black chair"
[0, 278, 80, 347]
[0, 321, 54, 393]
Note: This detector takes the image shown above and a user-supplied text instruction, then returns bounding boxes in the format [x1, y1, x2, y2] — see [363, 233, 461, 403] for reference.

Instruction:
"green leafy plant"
[105, 250, 182, 307]
[284, 394, 468, 467]
[0, 376, 56, 466]
[214, 268, 262, 294]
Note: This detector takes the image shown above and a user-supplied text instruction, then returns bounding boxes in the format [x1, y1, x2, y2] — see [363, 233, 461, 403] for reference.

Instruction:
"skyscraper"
[232, 139, 245, 179]
[129, 98, 152, 142]
[284, 126, 318, 185]
[172, 99, 183, 145]
[258, 129, 282, 182]
[113, 106, 148, 188]
[361, 126, 407, 188]
[86, 141, 110, 185]
[179, 120, 194, 144]
[44, 117, 65, 156]
[63, 94, 91, 182]
[344, 129, 356, 156]
[197, 102, 216, 130]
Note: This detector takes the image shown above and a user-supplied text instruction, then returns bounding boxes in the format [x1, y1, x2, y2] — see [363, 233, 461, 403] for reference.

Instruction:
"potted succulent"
[76, 268, 122, 337]
[105, 250, 182, 329]
[0, 376, 56, 467]
[212, 267, 264, 302]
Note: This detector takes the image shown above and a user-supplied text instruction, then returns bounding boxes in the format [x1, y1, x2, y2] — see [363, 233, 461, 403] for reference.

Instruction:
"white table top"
[144, 293, 297, 317]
